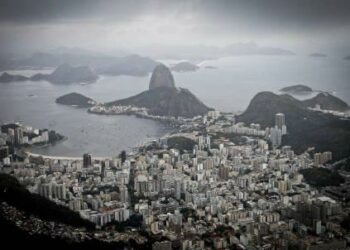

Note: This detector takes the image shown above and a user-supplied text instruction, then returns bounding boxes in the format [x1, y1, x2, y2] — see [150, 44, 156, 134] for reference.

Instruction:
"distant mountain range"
[0, 64, 98, 84]
[0, 51, 159, 77]
[237, 92, 350, 159]
[170, 62, 199, 72]
[0, 72, 29, 83]
[136, 42, 295, 60]
[107, 64, 210, 118]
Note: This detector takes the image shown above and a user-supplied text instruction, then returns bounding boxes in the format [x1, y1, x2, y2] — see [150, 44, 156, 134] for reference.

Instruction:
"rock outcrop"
[149, 64, 175, 90]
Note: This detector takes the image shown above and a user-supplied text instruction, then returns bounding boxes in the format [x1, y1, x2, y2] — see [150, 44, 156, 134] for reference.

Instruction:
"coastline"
[87, 108, 184, 127]
[24, 151, 113, 161]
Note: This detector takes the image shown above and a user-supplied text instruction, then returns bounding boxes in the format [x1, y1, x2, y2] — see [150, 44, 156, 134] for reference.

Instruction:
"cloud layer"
[0, 0, 349, 55]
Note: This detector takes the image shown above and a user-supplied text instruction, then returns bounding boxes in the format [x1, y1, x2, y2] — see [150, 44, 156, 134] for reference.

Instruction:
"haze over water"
[0, 55, 349, 156]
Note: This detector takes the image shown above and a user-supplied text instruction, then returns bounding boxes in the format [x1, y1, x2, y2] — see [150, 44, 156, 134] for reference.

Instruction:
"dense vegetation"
[299, 168, 345, 187]
[211, 132, 248, 145]
[340, 215, 350, 230]
[167, 136, 196, 152]
[0, 213, 151, 250]
[335, 158, 350, 171]
[304, 93, 349, 111]
[102, 214, 143, 232]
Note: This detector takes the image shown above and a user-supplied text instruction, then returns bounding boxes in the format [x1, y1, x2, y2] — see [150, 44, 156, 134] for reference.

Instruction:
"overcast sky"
[1, 0, 350, 56]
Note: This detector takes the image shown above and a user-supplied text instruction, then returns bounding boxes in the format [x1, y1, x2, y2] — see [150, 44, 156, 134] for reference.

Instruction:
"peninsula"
[89, 64, 211, 118]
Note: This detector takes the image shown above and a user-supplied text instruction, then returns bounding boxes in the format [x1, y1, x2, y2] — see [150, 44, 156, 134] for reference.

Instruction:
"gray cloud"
[0, 0, 349, 54]
[0, 0, 349, 26]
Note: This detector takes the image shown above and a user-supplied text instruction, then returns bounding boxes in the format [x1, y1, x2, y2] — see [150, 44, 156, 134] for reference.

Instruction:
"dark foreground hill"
[0, 173, 94, 229]
[0, 174, 152, 249]
[237, 92, 350, 160]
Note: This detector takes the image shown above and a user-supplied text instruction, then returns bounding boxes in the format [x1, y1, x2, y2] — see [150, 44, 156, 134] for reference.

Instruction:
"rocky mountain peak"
[149, 64, 175, 90]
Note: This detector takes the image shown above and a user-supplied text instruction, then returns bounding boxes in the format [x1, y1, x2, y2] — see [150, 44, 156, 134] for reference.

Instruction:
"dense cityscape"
[1, 1, 350, 249]
[1, 107, 349, 249]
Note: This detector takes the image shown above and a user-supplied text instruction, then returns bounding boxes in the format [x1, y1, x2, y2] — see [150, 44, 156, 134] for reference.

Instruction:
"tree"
[120, 150, 126, 163]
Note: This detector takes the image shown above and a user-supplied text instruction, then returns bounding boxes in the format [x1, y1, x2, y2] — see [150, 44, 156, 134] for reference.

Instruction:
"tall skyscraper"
[275, 113, 285, 129]
[14, 127, 23, 145]
[83, 153, 92, 167]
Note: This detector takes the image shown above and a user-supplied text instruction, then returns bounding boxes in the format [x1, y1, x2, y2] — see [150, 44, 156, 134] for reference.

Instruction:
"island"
[344, 55, 350, 60]
[280, 84, 313, 94]
[170, 62, 199, 72]
[89, 64, 211, 119]
[204, 65, 217, 69]
[56, 92, 96, 108]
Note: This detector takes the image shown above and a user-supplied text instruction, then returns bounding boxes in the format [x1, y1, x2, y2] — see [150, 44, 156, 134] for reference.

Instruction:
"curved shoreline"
[25, 151, 113, 161]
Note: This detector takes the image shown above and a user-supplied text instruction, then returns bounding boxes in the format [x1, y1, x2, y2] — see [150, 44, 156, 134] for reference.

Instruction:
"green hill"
[237, 92, 350, 160]
[303, 92, 349, 111]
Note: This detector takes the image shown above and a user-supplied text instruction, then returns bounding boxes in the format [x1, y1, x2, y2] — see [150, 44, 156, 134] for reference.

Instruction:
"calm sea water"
[0, 55, 349, 156]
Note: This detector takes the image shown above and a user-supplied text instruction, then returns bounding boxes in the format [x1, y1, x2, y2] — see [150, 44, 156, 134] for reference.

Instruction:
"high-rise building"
[83, 153, 92, 167]
[52, 183, 67, 200]
[14, 127, 23, 145]
[314, 151, 332, 166]
[219, 165, 229, 181]
[275, 113, 285, 129]
[38, 183, 52, 199]
[0, 145, 9, 160]
[175, 179, 182, 200]
[270, 127, 282, 147]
